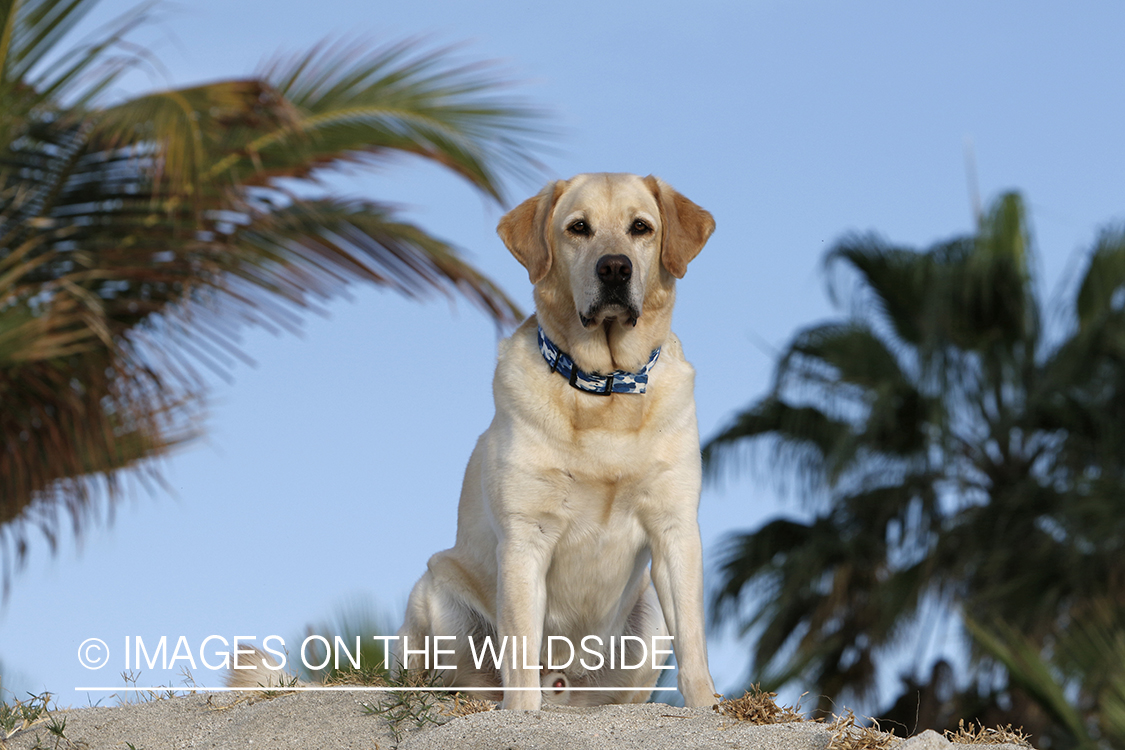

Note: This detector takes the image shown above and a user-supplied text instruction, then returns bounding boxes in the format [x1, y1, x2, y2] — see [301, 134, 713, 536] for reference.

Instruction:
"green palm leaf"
[0, 0, 545, 592]
[705, 189, 1125, 739]
[1076, 229, 1125, 332]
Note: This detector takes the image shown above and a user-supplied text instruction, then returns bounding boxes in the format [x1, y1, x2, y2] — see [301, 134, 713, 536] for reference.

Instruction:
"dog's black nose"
[596, 254, 632, 285]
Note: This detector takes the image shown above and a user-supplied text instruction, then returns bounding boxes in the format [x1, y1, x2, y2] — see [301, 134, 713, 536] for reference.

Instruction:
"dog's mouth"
[579, 301, 639, 329]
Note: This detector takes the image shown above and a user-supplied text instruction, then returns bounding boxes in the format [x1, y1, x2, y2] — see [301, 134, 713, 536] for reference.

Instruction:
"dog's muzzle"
[580, 254, 640, 327]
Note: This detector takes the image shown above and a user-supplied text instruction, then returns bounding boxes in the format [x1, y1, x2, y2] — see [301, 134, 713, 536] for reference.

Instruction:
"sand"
[1, 693, 1038, 750]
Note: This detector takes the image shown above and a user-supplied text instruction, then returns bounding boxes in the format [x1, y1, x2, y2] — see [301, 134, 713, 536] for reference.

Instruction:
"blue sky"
[2, 0, 1123, 708]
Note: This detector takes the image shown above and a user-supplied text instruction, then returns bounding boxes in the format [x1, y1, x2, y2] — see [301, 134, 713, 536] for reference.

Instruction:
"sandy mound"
[2, 693, 1036, 750]
[3, 693, 391, 750]
[398, 702, 831, 750]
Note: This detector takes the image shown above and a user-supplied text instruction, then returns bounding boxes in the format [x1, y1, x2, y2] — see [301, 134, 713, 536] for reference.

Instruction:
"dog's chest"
[546, 430, 670, 564]
[537, 378, 684, 518]
[545, 472, 651, 617]
[565, 390, 648, 433]
[557, 467, 647, 528]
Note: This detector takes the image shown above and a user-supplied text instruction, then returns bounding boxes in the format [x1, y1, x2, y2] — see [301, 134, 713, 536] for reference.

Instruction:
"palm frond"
[1, 0, 151, 109]
[714, 500, 936, 706]
[0, 1, 546, 594]
[965, 617, 1096, 748]
[232, 39, 547, 202]
[780, 321, 908, 393]
[702, 397, 853, 488]
[89, 78, 294, 192]
[825, 237, 933, 346]
[2, 0, 96, 84]
[711, 519, 818, 620]
[237, 197, 521, 323]
[1076, 228, 1125, 332]
[951, 192, 1038, 352]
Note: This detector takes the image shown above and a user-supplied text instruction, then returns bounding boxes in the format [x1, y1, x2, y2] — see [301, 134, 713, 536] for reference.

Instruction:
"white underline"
[75, 686, 678, 692]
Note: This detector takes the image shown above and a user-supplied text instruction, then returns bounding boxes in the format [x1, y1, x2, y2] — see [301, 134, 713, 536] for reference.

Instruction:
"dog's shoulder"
[488, 316, 560, 422]
[493, 316, 544, 390]
[660, 330, 685, 361]
[655, 331, 696, 393]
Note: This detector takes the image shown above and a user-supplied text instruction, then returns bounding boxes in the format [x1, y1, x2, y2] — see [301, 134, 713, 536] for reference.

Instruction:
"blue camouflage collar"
[537, 326, 660, 396]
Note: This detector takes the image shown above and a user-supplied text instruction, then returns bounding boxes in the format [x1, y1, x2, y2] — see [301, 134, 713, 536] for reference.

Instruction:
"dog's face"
[552, 174, 661, 328]
[498, 173, 714, 332]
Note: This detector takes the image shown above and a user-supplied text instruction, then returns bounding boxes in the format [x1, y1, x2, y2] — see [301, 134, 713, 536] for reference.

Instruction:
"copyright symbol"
[78, 638, 109, 670]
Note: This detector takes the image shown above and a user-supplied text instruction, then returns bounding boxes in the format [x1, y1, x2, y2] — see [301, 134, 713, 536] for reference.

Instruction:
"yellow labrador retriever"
[397, 173, 716, 710]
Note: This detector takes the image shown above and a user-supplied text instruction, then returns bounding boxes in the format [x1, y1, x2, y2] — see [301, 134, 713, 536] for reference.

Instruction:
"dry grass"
[713, 684, 806, 724]
[827, 710, 897, 750]
[442, 693, 496, 719]
[945, 719, 1032, 747]
[322, 666, 390, 687]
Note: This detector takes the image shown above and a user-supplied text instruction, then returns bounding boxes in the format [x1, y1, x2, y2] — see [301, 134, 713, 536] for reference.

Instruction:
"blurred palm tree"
[703, 193, 1125, 745]
[968, 605, 1125, 750]
[297, 597, 397, 684]
[0, 0, 541, 591]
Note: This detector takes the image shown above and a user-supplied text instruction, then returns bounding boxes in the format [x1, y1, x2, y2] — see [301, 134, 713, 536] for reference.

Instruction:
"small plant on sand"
[361, 670, 448, 742]
[827, 710, 896, 750]
[33, 714, 70, 750]
[112, 668, 207, 705]
[256, 672, 303, 701]
[361, 670, 495, 743]
[945, 719, 1032, 747]
[713, 684, 805, 724]
[0, 689, 54, 740]
[114, 671, 161, 705]
[0, 692, 75, 750]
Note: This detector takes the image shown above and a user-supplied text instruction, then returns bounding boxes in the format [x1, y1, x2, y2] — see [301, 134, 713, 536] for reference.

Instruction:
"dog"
[396, 173, 717, 710]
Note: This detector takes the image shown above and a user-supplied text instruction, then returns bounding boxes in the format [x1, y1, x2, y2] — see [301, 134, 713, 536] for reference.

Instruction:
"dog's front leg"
[649, 517, 717, 707]
[495, 522, 555, 710]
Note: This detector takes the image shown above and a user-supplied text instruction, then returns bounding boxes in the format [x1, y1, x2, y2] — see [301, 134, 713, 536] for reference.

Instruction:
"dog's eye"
[630, 219, 652, 236]
[568, 220, 590, 236]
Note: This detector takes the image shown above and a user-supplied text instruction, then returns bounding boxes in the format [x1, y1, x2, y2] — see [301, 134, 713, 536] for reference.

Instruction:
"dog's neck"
[534, 285, 675, 376]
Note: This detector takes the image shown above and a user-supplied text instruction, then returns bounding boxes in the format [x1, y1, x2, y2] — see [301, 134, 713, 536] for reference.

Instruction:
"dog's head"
[498, 173, 714, 331]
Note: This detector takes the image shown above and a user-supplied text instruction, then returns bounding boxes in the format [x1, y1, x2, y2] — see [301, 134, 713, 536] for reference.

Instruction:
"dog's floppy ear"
[644, 175, 715, 279]
[497, 180, 565, 284]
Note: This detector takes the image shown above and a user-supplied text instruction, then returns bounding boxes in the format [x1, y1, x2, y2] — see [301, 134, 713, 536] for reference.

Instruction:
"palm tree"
[0, 0, 542, 591]
[703, 193, 1125, 745]
[968, 606, 1125, 750]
